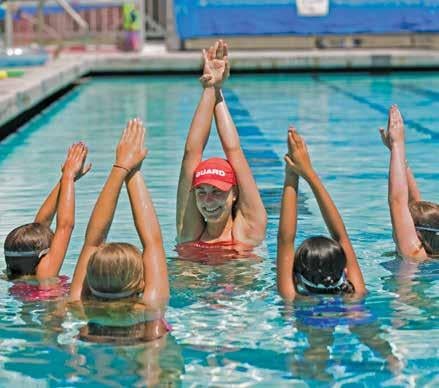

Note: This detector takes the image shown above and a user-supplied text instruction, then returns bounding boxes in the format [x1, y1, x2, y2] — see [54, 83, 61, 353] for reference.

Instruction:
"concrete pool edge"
[1, 47, 439, 134]
[0, 56, 91, 135]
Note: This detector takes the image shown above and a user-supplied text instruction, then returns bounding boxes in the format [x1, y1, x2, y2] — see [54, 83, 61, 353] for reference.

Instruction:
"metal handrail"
[3, 0, 89, 48]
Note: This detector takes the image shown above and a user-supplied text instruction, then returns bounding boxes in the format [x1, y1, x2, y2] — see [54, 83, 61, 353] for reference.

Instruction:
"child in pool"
[69, 119, 170, 342]
[277, 127, 366, 300]
[380, 105, 439, 259]
[3, 142, 90, 280]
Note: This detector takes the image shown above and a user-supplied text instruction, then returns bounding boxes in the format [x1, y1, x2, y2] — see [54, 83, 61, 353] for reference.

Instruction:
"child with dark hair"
[277, 127, 366, 300]
[4, 143, 90, 280]
[380, 105, 439, 259]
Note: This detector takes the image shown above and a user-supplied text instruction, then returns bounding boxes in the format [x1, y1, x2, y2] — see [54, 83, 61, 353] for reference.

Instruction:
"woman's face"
[194, 184, 237, 223]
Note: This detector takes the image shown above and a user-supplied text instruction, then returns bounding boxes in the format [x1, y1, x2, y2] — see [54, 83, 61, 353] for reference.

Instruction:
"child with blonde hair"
[69, 119, 169, 343]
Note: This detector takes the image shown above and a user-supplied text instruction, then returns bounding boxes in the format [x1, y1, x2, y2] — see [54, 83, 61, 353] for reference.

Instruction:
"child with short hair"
[4, 142, 90, 280]
[277, 127, 366, 300]
[380, 105, 439, 259]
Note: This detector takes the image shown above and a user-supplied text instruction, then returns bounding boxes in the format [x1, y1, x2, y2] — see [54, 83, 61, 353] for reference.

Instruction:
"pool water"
[0, 73, 438, 386]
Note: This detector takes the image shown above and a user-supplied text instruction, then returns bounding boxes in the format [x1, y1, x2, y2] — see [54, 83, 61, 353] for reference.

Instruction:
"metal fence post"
[165, 0, 180, 50]
[5, 0, 14, 48]
[139, 0, 145, 48]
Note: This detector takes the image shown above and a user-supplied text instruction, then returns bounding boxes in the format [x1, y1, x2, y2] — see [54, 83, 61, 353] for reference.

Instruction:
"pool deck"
[1, 43, 439, 130]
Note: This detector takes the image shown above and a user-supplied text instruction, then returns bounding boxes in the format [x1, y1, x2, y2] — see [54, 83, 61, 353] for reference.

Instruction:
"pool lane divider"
[222, 88, 285, 217]
[223, 88, 283, 170]
[312, 76, 439, 140]
[393, 84, 439, 102]
[222, 88, 313, 221]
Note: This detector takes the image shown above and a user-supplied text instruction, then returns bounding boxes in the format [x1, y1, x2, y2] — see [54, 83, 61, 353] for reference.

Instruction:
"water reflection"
[168, 254, 269, 308]
[0, 280, 184, 386]
[381, 256, 439, 330]
[61, 334, 184, 387]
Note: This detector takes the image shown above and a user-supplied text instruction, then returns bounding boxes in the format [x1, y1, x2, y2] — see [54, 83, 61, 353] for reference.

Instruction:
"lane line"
[313, 76, 439, 140]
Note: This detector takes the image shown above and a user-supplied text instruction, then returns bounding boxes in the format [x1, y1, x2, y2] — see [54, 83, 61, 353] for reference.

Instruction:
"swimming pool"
[0, 73, 438, 386]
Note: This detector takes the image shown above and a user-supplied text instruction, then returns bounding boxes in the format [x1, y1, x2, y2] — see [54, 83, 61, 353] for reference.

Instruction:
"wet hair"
[86, 242, 144, 300]
[293, 236, 354, 295]
[409, 201, 439, 256]
[231, 185, 239, 218]
[4, 223, 54, 279]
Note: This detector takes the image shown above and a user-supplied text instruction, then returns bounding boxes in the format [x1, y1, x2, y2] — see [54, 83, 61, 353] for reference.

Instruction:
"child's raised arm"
[34, 181, 61, 228]
[284, 128, 365, 295]
[379, 119, 421, 204]
[36, 143, 90, 279]
[34, 144, 91, 227]
[277, 130, 300, 300]
[384, 105, 426, 259]
[125, 123, 168, 310]
[70, 120, 146, 301]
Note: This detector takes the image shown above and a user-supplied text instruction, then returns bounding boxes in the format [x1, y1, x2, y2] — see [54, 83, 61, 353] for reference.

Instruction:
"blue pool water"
[0, 73, 438, 386]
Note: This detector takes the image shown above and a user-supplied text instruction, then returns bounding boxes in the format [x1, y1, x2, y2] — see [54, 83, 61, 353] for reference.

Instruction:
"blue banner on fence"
[174, 0, 439, 39]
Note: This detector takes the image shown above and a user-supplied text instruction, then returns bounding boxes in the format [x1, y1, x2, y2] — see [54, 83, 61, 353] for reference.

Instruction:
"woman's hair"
[86, 242, 144, 299]
[4, 223, 54, 278]
[231, 185, 239, 218]
[409, 201, 439, 256]
[293, 236, 354, 294]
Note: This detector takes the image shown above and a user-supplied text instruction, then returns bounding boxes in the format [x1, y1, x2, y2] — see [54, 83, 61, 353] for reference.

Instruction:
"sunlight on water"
[0, 73, 438, 386]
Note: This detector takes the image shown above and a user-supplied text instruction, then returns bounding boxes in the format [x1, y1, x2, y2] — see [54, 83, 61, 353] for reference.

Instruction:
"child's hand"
[381, 105, 405, 149]
[379, 127, 391, 150]
[62, 142, 91, 181]
[284, 127, 314, 178]
[115, 118, 148, 172]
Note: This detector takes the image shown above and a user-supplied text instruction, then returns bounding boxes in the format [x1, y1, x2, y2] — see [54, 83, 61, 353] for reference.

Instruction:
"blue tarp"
[174, 0, 439, 39]
[0, 3, 116, 21]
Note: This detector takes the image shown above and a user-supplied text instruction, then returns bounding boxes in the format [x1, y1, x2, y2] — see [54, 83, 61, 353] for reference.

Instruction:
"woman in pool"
[380, 105, 438, 259]
[277, 127, 366, 300]
[4, 142, 90, 281]
[176, 40, 266, 254]
[69, 119, 170, 343]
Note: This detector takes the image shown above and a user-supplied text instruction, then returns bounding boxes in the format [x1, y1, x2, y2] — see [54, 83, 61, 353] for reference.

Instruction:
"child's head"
[293, 236, 354, 294]
[409, 201, 439, 256]
[4, 223, 53, 279]
[86, 242, 144, 300]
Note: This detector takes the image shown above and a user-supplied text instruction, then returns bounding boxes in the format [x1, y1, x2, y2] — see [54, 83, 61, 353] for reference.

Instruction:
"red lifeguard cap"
[192, 158, 237, 192]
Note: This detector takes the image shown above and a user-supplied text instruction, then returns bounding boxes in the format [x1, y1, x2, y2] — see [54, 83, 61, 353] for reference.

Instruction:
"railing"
[1, 0, 167, 49]
[144, 0, 165, 39]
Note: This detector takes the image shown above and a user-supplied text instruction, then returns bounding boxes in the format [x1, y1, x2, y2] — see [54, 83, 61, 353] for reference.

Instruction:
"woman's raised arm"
[212, 43, 266, 245]
[176, 46, 221, 243]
